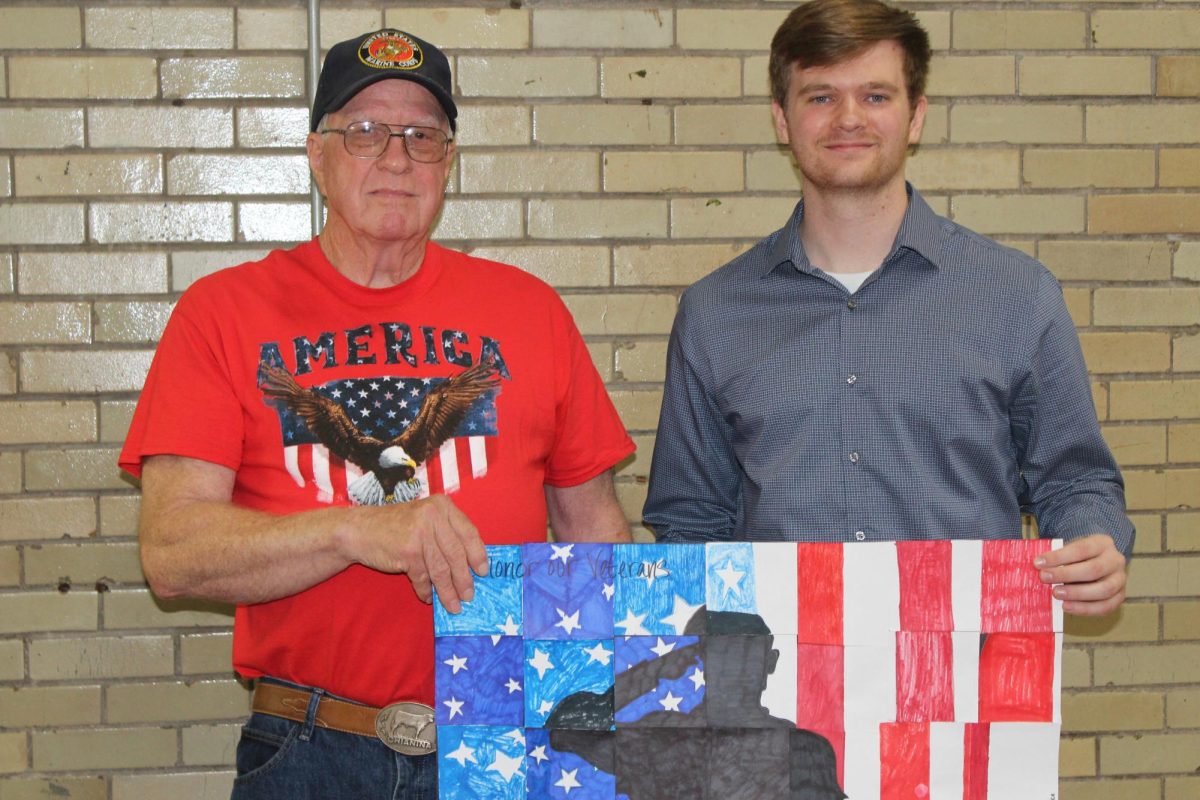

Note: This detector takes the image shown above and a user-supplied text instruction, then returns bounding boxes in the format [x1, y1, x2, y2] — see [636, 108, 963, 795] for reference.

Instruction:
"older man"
[120, 29, 633, 799]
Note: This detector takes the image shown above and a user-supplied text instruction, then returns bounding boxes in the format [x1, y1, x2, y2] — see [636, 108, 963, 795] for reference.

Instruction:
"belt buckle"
[375, 701, 437, 755]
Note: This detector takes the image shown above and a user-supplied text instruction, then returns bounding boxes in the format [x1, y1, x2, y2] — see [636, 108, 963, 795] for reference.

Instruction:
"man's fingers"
[423, 535, 461, 612]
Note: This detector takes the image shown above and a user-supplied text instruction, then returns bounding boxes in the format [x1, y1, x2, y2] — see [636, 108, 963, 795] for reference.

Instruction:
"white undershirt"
[826, 269, 876, 293]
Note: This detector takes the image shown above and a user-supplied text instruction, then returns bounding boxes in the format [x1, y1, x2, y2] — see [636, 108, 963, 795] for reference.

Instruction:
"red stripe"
[797, 543, 843, 645]
[963, 723, 990, 800]
[978, 632, 1056, 722]
[980, 540, 1053, 633]
[796, 643, 844, 732]
[895, 631, 955, 722]
[329, 454, 348, 504]
[897, 540, 953, 631]
[880, 723, 930, 800]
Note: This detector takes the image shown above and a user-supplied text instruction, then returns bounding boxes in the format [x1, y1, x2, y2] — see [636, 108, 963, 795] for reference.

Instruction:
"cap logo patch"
[358, 31, 423, 71]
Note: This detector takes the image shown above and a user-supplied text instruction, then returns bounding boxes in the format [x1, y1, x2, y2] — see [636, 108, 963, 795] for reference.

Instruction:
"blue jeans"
[230, 682, 437, 800]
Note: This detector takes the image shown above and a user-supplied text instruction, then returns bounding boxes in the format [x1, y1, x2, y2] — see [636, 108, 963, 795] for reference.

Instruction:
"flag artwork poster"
[432, 540, 1063, 800]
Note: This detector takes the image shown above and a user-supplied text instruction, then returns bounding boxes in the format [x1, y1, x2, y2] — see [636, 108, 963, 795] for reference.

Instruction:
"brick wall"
[0, 2, 1195, 798]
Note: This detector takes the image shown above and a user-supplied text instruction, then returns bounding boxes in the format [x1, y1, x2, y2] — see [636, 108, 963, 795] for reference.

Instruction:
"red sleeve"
[118, 287, 246, 478]
[542, 295, 635, 487]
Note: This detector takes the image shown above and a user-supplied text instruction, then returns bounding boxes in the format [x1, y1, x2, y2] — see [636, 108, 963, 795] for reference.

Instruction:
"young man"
[643, 0, 1132, 617]
[121, 29, 634, 798]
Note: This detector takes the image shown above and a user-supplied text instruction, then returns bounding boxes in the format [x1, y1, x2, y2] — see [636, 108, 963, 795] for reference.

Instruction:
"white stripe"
[841, 721, 880, 800]
[312, 445, 334, 503]
[415, 462, 430, 499]
[440, 440, 460, 494]
[952, 539, 983, 633]
[469, 435, 487, 478]
[987, 722, 1060, 797]
[952, 631, 980, 724]
[754, 542, 798, 636]
[929, 722, 965, 800]
[1050, 538, 1064, 632]
[762, 632, 797, 723]
[283, 446, 304, 488]
[843, 541, 899, 646]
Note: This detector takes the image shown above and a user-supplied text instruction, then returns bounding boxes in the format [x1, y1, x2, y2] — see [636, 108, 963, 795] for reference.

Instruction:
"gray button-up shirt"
[643, 185, 1134, 557]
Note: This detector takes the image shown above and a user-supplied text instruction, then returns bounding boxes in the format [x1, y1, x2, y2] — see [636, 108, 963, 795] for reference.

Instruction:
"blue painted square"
[434, 544, 523, 637]
[523, 543, 614, 640]
[613, 635, 705, 727]
[612, 543, 706, 637]
[437, 725, 526, 800]
[526, 728, 619, 799]
[706, 542, 758, 614]
[435, 636, 523, 726]
[525, 639, 614, 729]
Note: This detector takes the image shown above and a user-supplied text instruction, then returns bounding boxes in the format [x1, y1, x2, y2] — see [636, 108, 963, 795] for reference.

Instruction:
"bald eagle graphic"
[259, 359, 500, 505]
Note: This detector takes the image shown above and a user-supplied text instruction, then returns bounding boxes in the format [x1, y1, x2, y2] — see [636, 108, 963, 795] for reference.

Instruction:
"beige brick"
[1162, 148, 1200, 188]
[0, 593, 96, 634]
[1092, 11, 1200, 49]
[163, 56, 303, 99]
[18, 252, 167, 295]
[609, 389, 663, 432]
[0, 732, 28, 774]
[1167, 777, 1200, 800]
[744, 55, 771, 99]
[1125, 468, 1200, 510]
[913, 11, 951, 52]
[26, 448, 126, 492]
[1021, 56, 1151, 97]
[14, 154, 161, 197]
[676, 9, 789, 50]
[95, 301, 174, 344]
[460, 152, 599, 194]
[951, 194, 1085, 235]
[104, 588, 234, 630]
[0, 401, 95, 444]
[181, 632, 235, 675]
[0, 452, 19, 494]
[1059, 735, 1096, 777]
[459, 57, 597, 98]
[1065, 601, 1160, 643]
[534, 9, 671, 49]
[1179, 242, 1200, 282]
[183, 723, 240, 766]
[1039, 240, 1172, 282]
[238, 202, 311, 243]
[616, 475, 650, 523]
[455, 105, 531, 148]
[32, 727, 175, 771]
[1024, 149, 1155, 189]
[602, 57, 741, 99]
[0, 547, 17, 586]
[0, 641, 22, 681]
[615, 243, 748, 286]
[1168, 688, 1200, 728]
[0, 109, 84, 149]
[89, 107, 234, 149]
[0, 7, 80, 48]
[108, 680, 249, 724]
[0, 498, 95, 542]
[29, 635, 172, 680]
[466, 246, 609, 288]
[1088, 105, 1200, 145]
[953, 10, 1087, 50]
[677, 104, 777, 146]
[1166, 514, 1199, 554]
[1083, 333, 1172, 374]
[0, 776, 107, 800]
[746, 149, 802, 191]
[0, 204, 84, 245]
[384, 8, 529, 49]
[951, 104, 1082, 144]
[1094, 288, 1199, 327]
[168, 154, 309, 196]
[1131, 513, 1162, 554]
[1063, 691, 1163, 732]
[1063, 287, 1090, 327]
[529, 199, 666, 240]
[24, 541, 142, 587]
[534, 105, 670, 146]
[927, 56, 1014, 97]
[0, 162, 8, 199]
[235, 106, 309, 149]
[99, 495, 141, 538]
[1100, 423, 1167, 466]
[90, 201, 233, 244]
[20, 350, 154, 394]
[615, 341, 668, 383]
[1100, 732, 1200, 775]
[1159, 57, 1200, 98]
[1090, 194, 1200, 235]
[1096, 643, 1200, 686]
[85, 7, 233, 49]
[1170, 423, 1200, 465]
[672, 196, 802, 239]
[172, 249, 268, 291]
[1128, 555, 1200, 598]
[0, 686, 101, 727]
[906, 148, 1019, 191]
[605, 152, 743, 194]
[235, 7, 305, 49]
[316, 11, 385, 49]
[9, 57, 157, 100]
[588, 343, 613, 383]
[562, 294, 677, 337]
[920, 104, 949, 146]
[433, 200, 523, 241]
[112, 771, 235, 800]
[100, 400, 136, 443]
[0, 303, 90, 345]
[0, 357, 13, 396]
[1061, 779, 1162, 800]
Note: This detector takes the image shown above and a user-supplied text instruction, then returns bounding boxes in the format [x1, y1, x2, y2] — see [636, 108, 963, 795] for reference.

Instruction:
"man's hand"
[1034, 533, 1126, 617]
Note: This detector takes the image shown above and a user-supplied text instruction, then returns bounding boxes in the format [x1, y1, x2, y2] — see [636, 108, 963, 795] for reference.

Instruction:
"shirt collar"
[763, 182, 947, 278]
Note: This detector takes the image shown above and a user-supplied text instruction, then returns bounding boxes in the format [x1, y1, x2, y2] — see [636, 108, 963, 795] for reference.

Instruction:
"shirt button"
[854, 530, 866, 541]
[849, 451, 860, 464]
[847, 299, 858, 310]
[847, 374, 857, 385]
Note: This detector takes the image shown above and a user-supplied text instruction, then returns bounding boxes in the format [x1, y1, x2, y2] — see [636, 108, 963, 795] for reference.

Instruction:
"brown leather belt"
[251, 682, 438, 755]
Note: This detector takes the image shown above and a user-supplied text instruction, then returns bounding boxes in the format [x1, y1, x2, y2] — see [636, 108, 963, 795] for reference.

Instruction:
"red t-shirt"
[120, 239, 635, 706]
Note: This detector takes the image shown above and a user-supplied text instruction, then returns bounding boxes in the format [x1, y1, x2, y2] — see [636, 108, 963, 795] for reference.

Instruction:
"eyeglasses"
[319, 121, 453, 163]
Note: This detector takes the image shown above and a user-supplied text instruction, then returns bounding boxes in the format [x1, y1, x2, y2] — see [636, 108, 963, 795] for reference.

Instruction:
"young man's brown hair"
[769, 0, 932, 106]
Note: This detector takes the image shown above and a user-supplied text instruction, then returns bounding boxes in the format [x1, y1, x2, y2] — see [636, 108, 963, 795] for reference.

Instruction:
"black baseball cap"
[310, 29, 457, 133]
